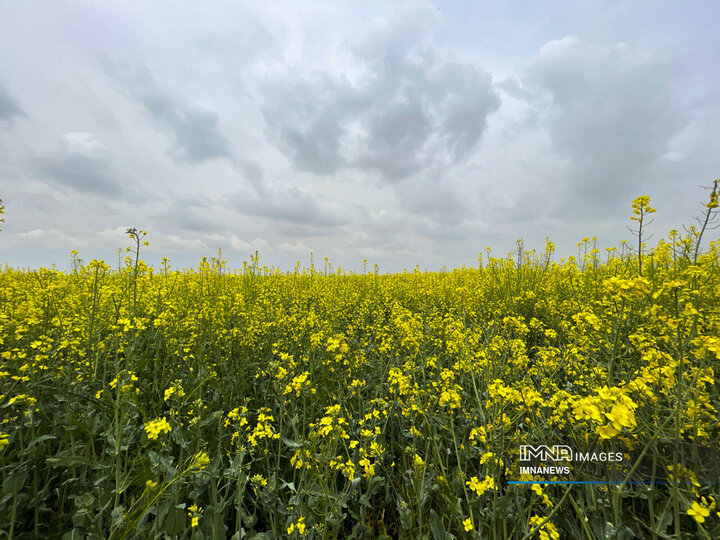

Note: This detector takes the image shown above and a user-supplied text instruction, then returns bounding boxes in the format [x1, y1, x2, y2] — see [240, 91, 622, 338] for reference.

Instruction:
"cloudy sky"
[1, 1, 718, 271]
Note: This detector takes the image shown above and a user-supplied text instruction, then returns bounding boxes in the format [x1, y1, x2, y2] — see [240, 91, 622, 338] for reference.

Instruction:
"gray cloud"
[0, 82, 26, 122]
[29, 133, 124, 198]
[521, 36, 687, 215]
[261, 32, 501, 183]
[157, 197, 227, 233]
[31, 154, 123, 198]
[165, 107, 231, 163]
[261, 72, 360, 175]
[106, 63, 233, 164]
[234, 182, 347, 228]
[234, 158, 264, 187]
[391, 164, 471, 225]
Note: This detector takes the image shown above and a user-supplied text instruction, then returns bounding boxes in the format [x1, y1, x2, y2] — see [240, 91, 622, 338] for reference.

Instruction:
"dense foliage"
[1, 195, 719, 539]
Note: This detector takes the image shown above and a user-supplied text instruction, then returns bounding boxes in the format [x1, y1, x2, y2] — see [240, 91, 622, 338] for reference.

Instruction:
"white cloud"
[60, 132, 108, 156]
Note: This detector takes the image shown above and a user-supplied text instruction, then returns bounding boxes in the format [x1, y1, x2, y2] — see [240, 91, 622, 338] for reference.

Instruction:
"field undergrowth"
[1, 194, 719, 539]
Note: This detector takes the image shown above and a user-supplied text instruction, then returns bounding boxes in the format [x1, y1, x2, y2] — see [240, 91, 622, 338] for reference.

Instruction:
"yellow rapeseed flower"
[287, 516, 306, 535]
[687, 497, 715, 523]
[144, 417, 172, 440]
[466, 475, 496, 496]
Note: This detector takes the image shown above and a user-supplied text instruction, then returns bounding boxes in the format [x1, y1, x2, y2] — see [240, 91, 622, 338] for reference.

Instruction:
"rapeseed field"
[1, 192, 719, 538]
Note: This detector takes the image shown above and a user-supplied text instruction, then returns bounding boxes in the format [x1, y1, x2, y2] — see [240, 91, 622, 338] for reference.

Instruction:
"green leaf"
[2, 471, 27, 495]
[46, 455, 91, 467]
[429, 509, 446, 540]
[281, 481, 297, 493]
[61, 529, 83, 540]
[280, 436, 302, 448]
[28, 434, 57, 449]
[160, 502, 186, 535]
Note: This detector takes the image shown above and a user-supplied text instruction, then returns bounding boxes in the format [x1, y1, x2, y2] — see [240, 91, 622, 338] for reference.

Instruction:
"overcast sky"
[1, 1, 719, 271]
